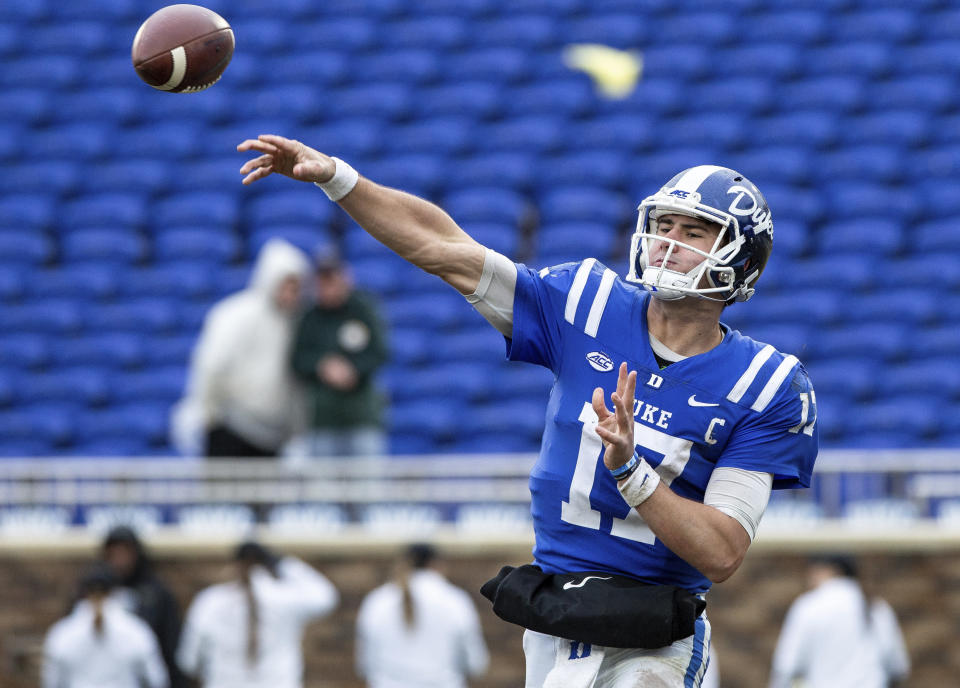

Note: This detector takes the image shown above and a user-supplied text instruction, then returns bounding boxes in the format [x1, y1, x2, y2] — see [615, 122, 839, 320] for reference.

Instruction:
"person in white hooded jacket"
[171, 238, 311, 456]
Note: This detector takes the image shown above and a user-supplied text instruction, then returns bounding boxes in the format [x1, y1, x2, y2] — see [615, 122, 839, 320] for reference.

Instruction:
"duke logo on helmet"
[626, 165, 773, 304]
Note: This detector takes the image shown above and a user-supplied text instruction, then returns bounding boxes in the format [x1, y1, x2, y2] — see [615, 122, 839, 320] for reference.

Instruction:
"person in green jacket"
[287, 247, 389, 459]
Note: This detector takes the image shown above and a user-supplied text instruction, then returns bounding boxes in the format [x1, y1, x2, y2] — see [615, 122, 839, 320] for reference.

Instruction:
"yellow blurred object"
[563, 43, 643, 99]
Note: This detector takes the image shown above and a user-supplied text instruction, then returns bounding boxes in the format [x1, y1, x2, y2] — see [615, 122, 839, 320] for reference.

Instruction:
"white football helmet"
[626, 165, 773, 303]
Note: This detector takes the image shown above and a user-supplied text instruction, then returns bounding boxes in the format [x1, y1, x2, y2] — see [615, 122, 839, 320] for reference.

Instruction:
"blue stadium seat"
[112, 367, 186, 403]
[139, 84, 233, 124]
[326, 83, 413, 121]
[227, 18, 289, 53]
[79, 159, 171, 195]
[6, 160, 81, 195]
[689, 78, 774, 116]
[124, 264, 217, 300]
[621, 77, 686, 116]
[61, 229, 148, 263]
[0, 265, 25, 300]
[751, 111, 840, 148]
[383, 291, 469, 330]
[444, 187, 531, 226]
[467, 223, 522, 257]
[639, 45, 711, 81]
[61, 193, 148, 231]
[817, 146, 903, 183]
[444, 48, 531, 84]
[414, 82, 502, 119]
[844, 111, 930, 148]
[386, 117, 475, 156]
[152, 192, 239, 230]
[353, 49, 439, 85]
[0, 231, 54, 265]
[503, 79, 594, 117]
[443, 152, 539, 190]
[143, 335, 198, 366]
[1, 56, 79, 88]
[237, 85, 323, 122]
[746, 183, 822, 225]
[483, 117, 567, 155]
[291, 17, 378, 51]
[534, 222, 618, 265]
[876, 359, 960, 403]
[807, 323, 909, 362]
[382, 16, 468, 49]
[30, 265, 120, 300]
[363, 155, 447, 197]
[535, 151, 629, 190]
[805, 357, 879, 403]
[432, 328, 506, 363]
[0, 405, 76, 448]
[389, 399, 464, 442]
[564, 115, 658, 154]
[828, 10, 917, 43]
[713, 44, 800, 78]
[472, 15, 558, 48]
[745, 10, 826, 43]
[928, 9, 960, 40]
[49, 88, 139, 125]
[0, 89, 51, 130]
[728, 147, 812, 187]
[0, 193, 57, 231]
[397, 363, 495, 402]
[1, 300, 86, 335]
[78, 403, 170, 445]
[656, 112, 750, 149]
[847, 397, 942, 442]
[883, 255, 960, 290]
[246, 188, 337, 228]
[260, 51, 347, 88]
[492, 364, 555, 399]
[113, 122, 202, 159]
[155, 227, 242, 263]
[538, 187, 632, 227]
[0, 334, 50, 370]
[462, 399, 547, 443]
[834, 179, 920, 220]
[776, 77, 865, 114]
[299, 118, 386, 159]
[50, 334, 146, 370]
[21, 368, 111, 406]
[802, 42, 892, 78]
[651, 12, 736, 44]
[84, 299, 181, 334]
[388, 329, 431, 366]
[846, 291, 939, 327]
[248, 226, 330, 258]
[870, 76, 955, 112]
[163, 157, 243, 193]
[46, 0, 139, 20]
[912, 218, 960, 254]
[562, 13, 646, 47]
[70, 436, 155, 457]
[818, 218, 903, 255]
[744, 290, 842, 327]
[739, 324, 811, 358]
[789, 254, 875, 292]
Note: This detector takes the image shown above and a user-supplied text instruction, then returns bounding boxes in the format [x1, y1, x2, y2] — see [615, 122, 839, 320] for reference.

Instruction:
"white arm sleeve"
[463, 248, 517, 337]
[703, 467, 773, 541]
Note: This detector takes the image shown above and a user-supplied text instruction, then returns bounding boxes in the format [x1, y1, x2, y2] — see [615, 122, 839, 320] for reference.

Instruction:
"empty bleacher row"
[2, 0, 960, 457]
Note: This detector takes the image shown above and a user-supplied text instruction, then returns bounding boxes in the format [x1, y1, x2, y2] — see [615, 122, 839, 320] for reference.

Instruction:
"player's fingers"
[237, 138, 279, 155]
[612, 390, 632, 434]
[241, 165, 272, 185]
[258, 134, 294, 151]
[591, 386, 611, 419]
[625, 370, 637, 406]
[616, 362, 628, 397]
[239, 155, 273, 175]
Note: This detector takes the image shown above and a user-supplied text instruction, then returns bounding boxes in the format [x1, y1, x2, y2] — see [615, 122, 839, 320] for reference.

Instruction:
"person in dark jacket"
[101, 526, 187, 688]
[286, 247, 389, 459]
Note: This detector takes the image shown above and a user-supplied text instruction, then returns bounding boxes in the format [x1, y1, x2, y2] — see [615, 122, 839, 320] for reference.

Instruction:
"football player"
[238, 135, 818, 688]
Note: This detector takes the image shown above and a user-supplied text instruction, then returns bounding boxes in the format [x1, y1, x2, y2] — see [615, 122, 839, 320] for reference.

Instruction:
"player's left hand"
[237, 134, 336, 186]
[592, 362, 637, 471]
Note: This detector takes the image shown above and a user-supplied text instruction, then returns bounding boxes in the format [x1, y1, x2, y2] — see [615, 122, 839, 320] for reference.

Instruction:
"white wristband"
[315, 157, 359, 201]
[617, 458, 661, 507]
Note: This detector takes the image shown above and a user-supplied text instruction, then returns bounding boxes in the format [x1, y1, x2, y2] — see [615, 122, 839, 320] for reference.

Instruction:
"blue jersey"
[508, 259, 818, 594]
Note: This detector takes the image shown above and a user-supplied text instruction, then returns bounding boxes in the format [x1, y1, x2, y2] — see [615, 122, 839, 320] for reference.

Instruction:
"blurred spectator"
[171, 238, 311, 457]
[356, 543, 489, 688]
[43, 564, 168, 688]
[285, 246, 389, 459]
[177, 541, 338, 688]
[101, 526, 186, 688]
[769, 555, 910, 688]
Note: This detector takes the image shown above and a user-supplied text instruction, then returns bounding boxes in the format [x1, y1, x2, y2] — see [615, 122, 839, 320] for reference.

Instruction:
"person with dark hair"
[43, 564, 168, 688]
[286, 245, 389, 460]
[101, 526, 186, 688]
[355, 543, 489, 688]
[769, 554, 910, 688]
[176, 541, 338, 688]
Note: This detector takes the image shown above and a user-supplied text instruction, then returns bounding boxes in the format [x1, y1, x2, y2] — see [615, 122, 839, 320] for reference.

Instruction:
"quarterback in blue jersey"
[238, 136, 819, 688]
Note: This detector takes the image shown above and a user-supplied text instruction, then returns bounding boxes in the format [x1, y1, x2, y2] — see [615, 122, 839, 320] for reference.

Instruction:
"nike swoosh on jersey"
[562, 575, 612, 590]
[688, 395, 720, 407]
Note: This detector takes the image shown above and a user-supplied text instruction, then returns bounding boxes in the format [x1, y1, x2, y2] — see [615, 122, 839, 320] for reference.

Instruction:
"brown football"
[131, 4, 234, 93]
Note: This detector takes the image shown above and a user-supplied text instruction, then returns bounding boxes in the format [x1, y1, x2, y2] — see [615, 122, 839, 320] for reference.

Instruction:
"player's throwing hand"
[592, 362, 637, 472]
[237, 135, 335, 186]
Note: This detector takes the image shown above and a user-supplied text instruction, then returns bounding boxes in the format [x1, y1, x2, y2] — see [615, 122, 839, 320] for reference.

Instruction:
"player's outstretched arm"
[238, 135, 485, 295]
